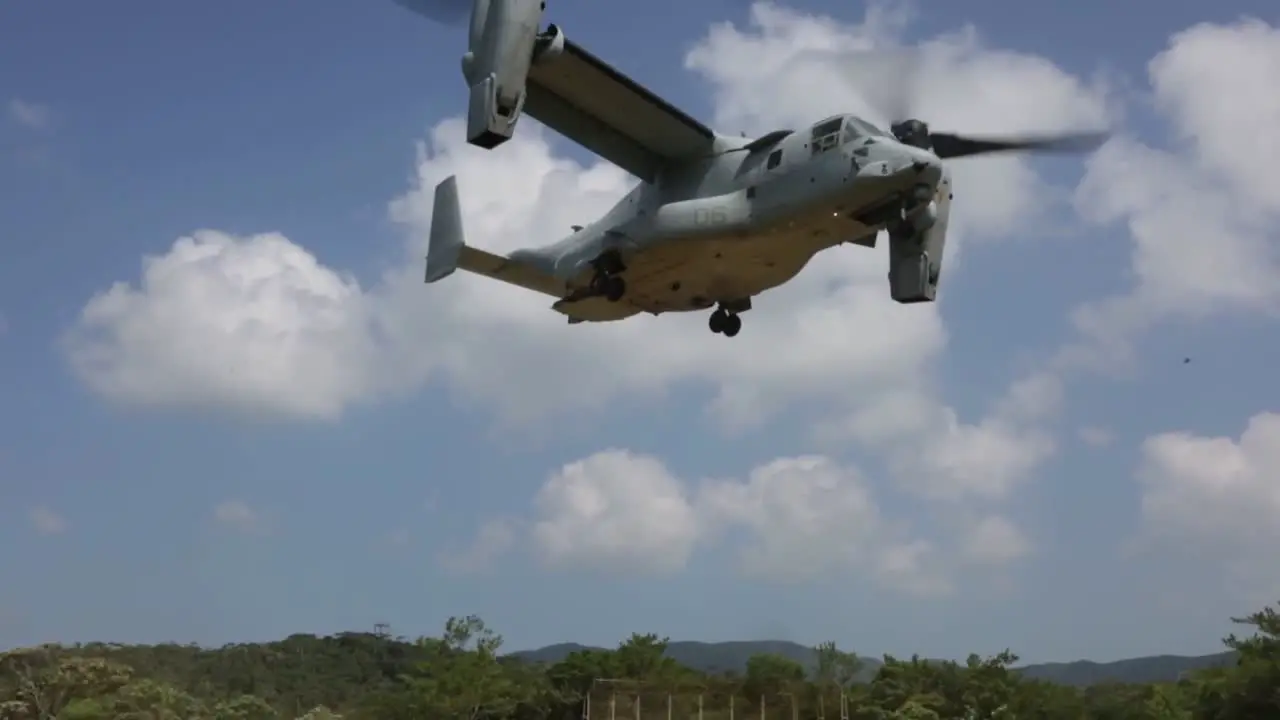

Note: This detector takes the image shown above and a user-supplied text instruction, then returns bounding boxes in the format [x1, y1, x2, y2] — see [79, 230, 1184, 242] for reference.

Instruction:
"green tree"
[1005, 678, 1086, 720]
[0, 647, 132, 720]
[742, 652, 805, 704]
[1192, 601, 1280, 719]
[1083, 681, 1151, 719]
[958, 651, 1019, 718]
[891, 697, 941, 720]
[545, 649, 618, 698]
[295, 707, 341, 720]
[212, 694, 278, 720]
[109, 678, 209, 719]
[860, 656, 950, 718]
[12, 601, 1280, 720]
[374, 615, 524, 720]
[1141, 684, 1191, 719]
[613, 634, 669, 680]
[815, 641, 863, 688]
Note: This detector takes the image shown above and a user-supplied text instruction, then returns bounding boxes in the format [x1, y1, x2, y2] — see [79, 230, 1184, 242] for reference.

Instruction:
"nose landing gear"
[708, 308, 742, 337]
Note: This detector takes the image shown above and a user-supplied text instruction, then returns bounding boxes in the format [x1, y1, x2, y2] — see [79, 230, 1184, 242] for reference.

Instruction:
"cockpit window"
[811, 117, 844, 155]
[812, 118, 843, 137]
[842, 117, 889, 145]
[848, 117, 887, 137]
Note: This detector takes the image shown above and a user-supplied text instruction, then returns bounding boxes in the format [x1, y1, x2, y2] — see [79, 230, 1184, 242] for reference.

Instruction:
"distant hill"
[1016, 652, 1237, 686]
[510, 641, 1237, 687]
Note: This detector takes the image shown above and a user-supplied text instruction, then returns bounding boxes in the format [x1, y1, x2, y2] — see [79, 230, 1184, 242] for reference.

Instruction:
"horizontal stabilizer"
[422, 175, 570, 299]
[456, 246, 568, 297]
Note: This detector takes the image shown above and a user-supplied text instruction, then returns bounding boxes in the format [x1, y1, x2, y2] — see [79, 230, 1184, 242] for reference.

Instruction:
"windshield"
[840, 116, 888, 145]
[811, 117, 845, 155]
[847, 117, 887, 137]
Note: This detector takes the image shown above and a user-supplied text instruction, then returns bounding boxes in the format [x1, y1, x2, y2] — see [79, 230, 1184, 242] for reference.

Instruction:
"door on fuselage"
[750, 136, 809, 223]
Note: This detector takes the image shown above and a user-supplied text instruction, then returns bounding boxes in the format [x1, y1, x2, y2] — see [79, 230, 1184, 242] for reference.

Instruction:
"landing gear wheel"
[708, 309, 728, 334]
[708, 309, 741, 336]
[598, 275, 625, 302]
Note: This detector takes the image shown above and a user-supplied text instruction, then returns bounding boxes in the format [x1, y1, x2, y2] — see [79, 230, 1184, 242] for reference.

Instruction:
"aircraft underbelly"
[621, 223, 844, 314]
[552, 171, 903, 322]
[553, 296, 645, 322]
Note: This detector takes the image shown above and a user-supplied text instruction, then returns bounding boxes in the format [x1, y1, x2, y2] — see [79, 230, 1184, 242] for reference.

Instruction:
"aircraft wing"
[525, 40, 715, 182]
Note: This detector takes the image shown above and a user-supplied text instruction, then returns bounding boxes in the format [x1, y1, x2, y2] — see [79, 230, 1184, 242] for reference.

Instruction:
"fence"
[584, 680, 853, 720]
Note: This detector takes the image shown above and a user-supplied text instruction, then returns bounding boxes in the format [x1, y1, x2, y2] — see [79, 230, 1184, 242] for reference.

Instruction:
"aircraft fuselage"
[523, 115, 949, 323]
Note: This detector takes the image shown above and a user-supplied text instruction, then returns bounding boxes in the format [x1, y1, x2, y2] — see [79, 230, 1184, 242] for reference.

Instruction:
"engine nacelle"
[889, 174, 952, 304]
[459, 0, 547, 149]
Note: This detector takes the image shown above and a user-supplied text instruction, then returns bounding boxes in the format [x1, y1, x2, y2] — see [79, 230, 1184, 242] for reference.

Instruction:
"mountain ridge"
[510, 640, 1237, 687]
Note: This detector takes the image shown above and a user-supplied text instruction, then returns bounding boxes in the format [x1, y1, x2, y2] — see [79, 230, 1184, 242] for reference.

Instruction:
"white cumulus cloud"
[531, 450, 702, 575]
[439, 518, 520, 573]
[517, 448, 995, 596]
[698, 455, 945, 592]
[960, 514, 1031, 567]
[65, 231, 384, 421]
[1068, 19, 1280, 372]
[1136, 413, 1280, 559]
[1133, 411, 1280, 605]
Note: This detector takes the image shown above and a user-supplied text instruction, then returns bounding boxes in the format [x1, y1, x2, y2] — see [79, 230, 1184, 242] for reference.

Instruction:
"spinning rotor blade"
[836, 47, 1110, 159]
[393, 0, 470, 24]
[873, 49, 921, 125]
[928, 131, 1109, 159]
[837, 48, 922, 126]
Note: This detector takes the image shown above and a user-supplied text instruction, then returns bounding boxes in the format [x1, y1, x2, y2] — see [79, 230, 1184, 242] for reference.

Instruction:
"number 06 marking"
[695, 208, 728, 226]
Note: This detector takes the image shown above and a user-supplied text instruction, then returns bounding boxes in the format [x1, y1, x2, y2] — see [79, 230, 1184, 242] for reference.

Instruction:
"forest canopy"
[1, 600, 1277, 719]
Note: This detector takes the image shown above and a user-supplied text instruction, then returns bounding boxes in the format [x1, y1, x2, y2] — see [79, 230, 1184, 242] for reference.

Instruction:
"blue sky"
[2, 0, 1279, 665]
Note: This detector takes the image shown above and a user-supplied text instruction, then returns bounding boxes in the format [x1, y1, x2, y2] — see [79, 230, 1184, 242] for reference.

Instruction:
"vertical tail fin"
[425, 175, 465, 283]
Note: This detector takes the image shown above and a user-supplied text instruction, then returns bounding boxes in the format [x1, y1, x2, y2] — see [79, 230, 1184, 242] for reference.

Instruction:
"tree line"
[1, 600, 1276, 719]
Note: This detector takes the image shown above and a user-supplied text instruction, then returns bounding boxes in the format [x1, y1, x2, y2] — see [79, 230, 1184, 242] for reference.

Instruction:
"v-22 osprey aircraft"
[396, 0, 1105, 337]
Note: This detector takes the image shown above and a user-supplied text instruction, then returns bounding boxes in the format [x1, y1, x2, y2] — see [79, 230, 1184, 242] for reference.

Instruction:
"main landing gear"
[708, 308, 742, 337]
[592, 274, 625, 302]
[590, 251, 626, 302]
